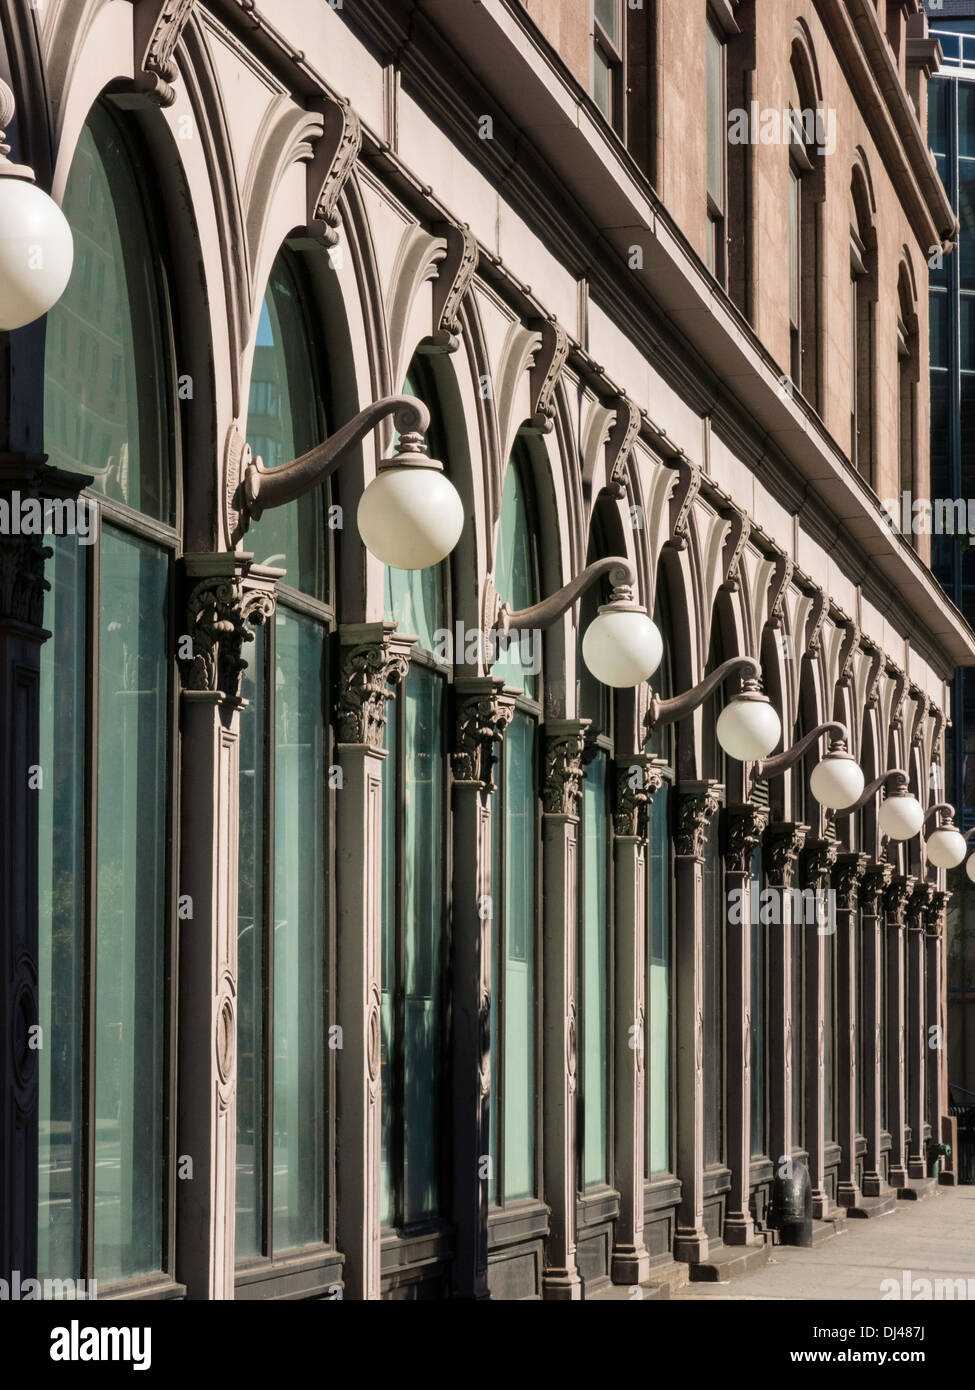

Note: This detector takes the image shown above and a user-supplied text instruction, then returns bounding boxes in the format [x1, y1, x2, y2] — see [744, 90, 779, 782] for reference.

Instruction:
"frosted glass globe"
[966, 855, 975, 885]
[357, 466, 464, 569]
[582, 610, 663, 687]
[878, 793, 924, 842]
[810, 755, 865, 811]
[926, 827, 967, 870]
[0, 179, 74, 330]
[716, 697, 781, 761]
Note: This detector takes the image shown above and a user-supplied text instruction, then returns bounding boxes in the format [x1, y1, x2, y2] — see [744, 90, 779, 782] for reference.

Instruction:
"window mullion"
[82, 533, 100, 1285]
[262, 614, 277, 1258]
[394, 686, 408, 1229]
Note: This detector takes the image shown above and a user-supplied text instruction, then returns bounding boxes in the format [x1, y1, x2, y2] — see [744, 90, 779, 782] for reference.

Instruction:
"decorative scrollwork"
[542, 722, 590, 818]
[336, 628, 414, 750]
[181, 573, 276, 704]
[452, 680, 517, 791]
[675, 784, 722, 860]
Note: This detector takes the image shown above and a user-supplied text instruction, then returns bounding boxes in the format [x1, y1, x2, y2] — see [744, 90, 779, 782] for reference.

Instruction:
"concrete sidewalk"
[672, 1186, 975, 1300]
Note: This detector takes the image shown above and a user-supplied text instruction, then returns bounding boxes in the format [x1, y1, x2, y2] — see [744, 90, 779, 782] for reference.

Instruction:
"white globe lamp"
[582, 607, 663, 688]
[810, 751, 866, 812]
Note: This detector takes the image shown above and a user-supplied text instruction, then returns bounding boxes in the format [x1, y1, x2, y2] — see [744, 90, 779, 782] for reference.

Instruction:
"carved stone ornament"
[133, 0, 196, 106]
[308, 95, 363, 245]
[860, 862, 893, 916]
[834, 853, 869, 912]
[605, 395, 641, 500]
[430, 220, 479, 352]
[0, 531, 50, 629]
[925, 889, 950, 938]
[801, 837, 838, 886]
[452, 679, 517, 792]
[181, 573, 276, 704]
[674, 783, 722, 860]
[336, 626, 415, 750]
[725, 805, 769, 874]
[614, 757, 665, 839]
[884, 874, 916, 921]
[529, 318, 570, 434]
[837, 622, 860, 689]
[767, 824, 808, 886]
[542, 721, 591, 818]
[907, 880, 934, 932]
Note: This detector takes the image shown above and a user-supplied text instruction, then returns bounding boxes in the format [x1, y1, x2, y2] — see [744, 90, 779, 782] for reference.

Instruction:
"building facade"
[925, 0, 975, 1121]
[0, 0, 972, 1300]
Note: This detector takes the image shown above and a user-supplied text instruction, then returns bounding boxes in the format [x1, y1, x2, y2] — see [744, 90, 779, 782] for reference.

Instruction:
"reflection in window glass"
[94, 525, 168, 1282]
[236, 626, 266, 1259]
[582, 753, 609, 1188]
[493, 448, 539, 699]
[648, 784, 671, 1176]
[246, 256, 326, 599]
[44, 107, 169, 521]
[750, 843, 766, 1157]
[272, 611, 325, 1251]
[502, 712, 536, 1199]
[38, 538, 87, 1280]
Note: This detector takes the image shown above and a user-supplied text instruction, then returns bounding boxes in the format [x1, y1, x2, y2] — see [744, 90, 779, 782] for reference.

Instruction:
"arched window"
[578, 517, 614, 1193]
[38, 101, 178, 1286]
[789, 29, 825, 407]
[236, 247, 331, 1264]
[488, 440, 541, 1205]
[381, 356, 449, 1234]
[646, 573, 675, 1177]
[897, 262, 920, 524]
[851, 161, 878, 481]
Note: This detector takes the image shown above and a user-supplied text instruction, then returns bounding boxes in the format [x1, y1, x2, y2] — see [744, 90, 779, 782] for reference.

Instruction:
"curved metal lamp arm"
[833, 767, 909, 818]
[499, 556, 638, 631]
[243, 395, 432, 519]
[923, 802, 956, 831]
[648, 656, 760, 728]
[965, 827, 975, 844]
[754, 722, 849, 781]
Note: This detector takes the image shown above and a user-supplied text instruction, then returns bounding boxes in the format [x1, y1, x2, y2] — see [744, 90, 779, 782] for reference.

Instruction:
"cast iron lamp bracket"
[646, 656, 762, 730]
[225, 394, 438, 545]
[832, 768, 910, 819]
[752, 722, 849, 781]
[924, 802, 957, 831]
[489, 556, 640, 633]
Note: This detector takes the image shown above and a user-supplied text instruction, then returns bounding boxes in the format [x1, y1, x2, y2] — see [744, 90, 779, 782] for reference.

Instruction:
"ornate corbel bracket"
[528, 318, 569, 434]
[860, 862, 893, 915]
[613, 755, 665, 839]
[889, 666, 909, 731]
[542, 719, 591, 819]
[767, 548, 794, 631]
[801, 836, 838, 888]
[428, 220, 478, 353]
[674, 780, 723, 860]
[804, 585, 829, 657]
[451, 676, 517, 793]
[862, 640, 883, 709]
[666, 455, 699, 552]
[307, 95, 362, 246]
[908, 685, 927, 749]
[925, 888, 950, 938]
[907, 880, 935, 932]
[884, 874, 916, 922]
[720, 506, 751, 594]
[132, 0, 196, 106]
[336, 622, 416, 750]
[837, 621, 860, 689]
[180, 555, 280, 705]
[604, 395, 641, 500]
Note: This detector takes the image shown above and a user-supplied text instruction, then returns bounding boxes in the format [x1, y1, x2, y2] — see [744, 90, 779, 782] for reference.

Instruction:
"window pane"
[493, 448, 540, 699]
[648, 784, 671, 1175]
[38, 537, 87, 1280]
[381, 708, 398, 1226]
[582, 753, 609, 1188]
[236, 624, 266, 1259]
[246, 256, 326, 599]
[595, 0, 619, 46]
[703, 814, 723, 1167]
[791, 916, 803, 1147]
[593, 47, 613, 122]
[44, 107, 170, 522]
[824, 897, 836, 1143]
[504, 711, 536, 1199]
[403, 667, 445, 1221]
[706, 24, 726, 211]
[750, 844, 766, 1157]
[272, 608, 325, 1250]
[94, 525, 168, 1282]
